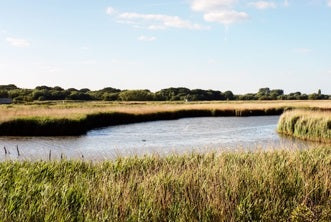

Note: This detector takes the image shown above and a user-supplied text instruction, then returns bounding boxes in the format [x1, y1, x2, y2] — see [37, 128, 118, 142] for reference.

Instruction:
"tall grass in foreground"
[278, 110, 331, 143]
[0, 147, 330, 221]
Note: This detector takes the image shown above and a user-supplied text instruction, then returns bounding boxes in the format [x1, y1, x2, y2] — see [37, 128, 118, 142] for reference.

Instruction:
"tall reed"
[278, 110, 331, 143]
[0, 147, 330, 221]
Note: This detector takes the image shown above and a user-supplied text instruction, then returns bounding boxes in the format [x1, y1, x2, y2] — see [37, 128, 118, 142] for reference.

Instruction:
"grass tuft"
[278, 110, 331, 143]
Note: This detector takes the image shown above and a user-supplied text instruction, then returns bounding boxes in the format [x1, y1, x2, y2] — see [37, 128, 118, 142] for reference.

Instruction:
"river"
[0, 116, 317, 161]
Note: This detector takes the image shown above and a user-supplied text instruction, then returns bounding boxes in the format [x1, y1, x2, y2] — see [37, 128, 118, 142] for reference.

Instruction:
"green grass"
[278, 110, 331, 143]
[0, 147, 330, 221]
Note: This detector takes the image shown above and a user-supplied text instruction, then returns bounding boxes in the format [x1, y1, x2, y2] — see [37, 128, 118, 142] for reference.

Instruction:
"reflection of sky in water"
[0, 116, 320, 161]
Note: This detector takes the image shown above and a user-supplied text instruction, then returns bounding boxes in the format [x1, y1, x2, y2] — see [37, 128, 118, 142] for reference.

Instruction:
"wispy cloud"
[248, 1, 276, 10]
[1, 29, 8, 35]
[41, 65, 61, 73]
[293, 48, 311, 54]
[106, 7, 207, 30]
[190, 0, 249, 26]
[328, 0, 331, 7]
[204, 10, 248, 25]
[137, 35, 156, 42]
[106, 7, 117, 15]
[6, 37, 30, 48]
[283, 0, 289, 7]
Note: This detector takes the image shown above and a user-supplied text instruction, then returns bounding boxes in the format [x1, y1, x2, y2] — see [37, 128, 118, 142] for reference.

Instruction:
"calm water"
[0, 116, 317, 161]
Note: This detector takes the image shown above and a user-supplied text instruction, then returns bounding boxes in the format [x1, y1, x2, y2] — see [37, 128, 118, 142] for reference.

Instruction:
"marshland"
[0, 147, 330, 221]
[2, 0, 331, 220]
[0, 100, 330, 136]
[0, 98, 330, 221]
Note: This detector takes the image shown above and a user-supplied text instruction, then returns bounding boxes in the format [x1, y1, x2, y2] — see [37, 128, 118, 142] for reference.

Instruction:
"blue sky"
[0, 0, 330, 94]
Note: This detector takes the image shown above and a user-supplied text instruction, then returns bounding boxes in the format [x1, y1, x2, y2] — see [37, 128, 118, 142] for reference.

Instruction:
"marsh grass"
[1, 100, 330, 136]
[0, 108, 284, 136]
[1, 100, 330, 123]
[0, 147, 330, 221]
[278, 110, 331, 143]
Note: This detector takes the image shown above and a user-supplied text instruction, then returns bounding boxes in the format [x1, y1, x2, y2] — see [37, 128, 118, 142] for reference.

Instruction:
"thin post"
[16, 145, 20, 156]
[3, 146, 7, 155]
[49, 150, 51, 161]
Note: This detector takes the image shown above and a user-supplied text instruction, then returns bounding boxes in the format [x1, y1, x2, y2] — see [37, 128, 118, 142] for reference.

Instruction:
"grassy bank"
[278, 110, 331, 143]
[0, 147, 330, 221]
[0, 100, 330, 136]
[0, 108, 283, 136]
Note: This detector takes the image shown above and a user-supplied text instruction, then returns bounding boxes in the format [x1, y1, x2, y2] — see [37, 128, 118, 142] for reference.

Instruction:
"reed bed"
[1, 100, 330, 123]
[0, 100, 330, 136]
[0, 147, 330, 221]
[278, 110, 331, 143]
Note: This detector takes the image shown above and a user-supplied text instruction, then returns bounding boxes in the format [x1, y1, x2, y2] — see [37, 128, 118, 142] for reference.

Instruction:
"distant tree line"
[0, 84, 329, 102]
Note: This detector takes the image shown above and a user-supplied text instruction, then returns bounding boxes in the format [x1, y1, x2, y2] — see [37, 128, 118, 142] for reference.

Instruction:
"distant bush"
[119, 90, 154, 101]
[0, 85, 329, 102]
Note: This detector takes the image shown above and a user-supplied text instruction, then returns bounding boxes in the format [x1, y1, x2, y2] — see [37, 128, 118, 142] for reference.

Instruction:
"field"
[0, 100, 330, 136]
[278, 110, 331, 143]
[0, 147, 329, 221]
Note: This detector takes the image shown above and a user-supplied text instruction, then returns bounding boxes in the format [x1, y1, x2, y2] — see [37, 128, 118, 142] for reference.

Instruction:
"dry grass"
[0, 100, 330, 123]
[278, 110, 331, 143]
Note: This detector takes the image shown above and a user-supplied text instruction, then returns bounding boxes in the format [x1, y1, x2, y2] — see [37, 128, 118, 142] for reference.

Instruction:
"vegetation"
[278, 110, 331, 143]
[0, 84, 330, 102]
[0, 147, 330, 221]
[0, 100, 330, 136]
[0, 109, 283, 136]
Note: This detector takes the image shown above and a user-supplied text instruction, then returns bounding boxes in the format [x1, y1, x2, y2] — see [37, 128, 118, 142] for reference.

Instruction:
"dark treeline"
[0, 84, 330, 102]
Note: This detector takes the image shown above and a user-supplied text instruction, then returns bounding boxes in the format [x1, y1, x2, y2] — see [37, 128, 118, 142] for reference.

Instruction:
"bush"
[119, 90, 154, 101]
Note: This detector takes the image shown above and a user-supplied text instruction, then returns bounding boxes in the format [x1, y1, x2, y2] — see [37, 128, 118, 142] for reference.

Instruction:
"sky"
[0, 0, 331, 94]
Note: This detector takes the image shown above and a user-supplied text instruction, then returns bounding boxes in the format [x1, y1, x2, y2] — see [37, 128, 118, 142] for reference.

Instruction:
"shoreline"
[0, 108, 284, 136]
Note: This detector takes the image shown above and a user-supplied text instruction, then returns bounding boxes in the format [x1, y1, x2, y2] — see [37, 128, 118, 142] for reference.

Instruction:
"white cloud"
[117, 12, 206, 30]
[137, 35, 156, 42]
[6, 37, 30, 48]
[191, 0, 238, 12]
[248, 1, 276, 9]
[190, 0, 248, 26]
[107, 7, 206, 30]
[204, 10, 248, 25]
[328, 0, 331, 7]
[106, 7, 117, 15]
